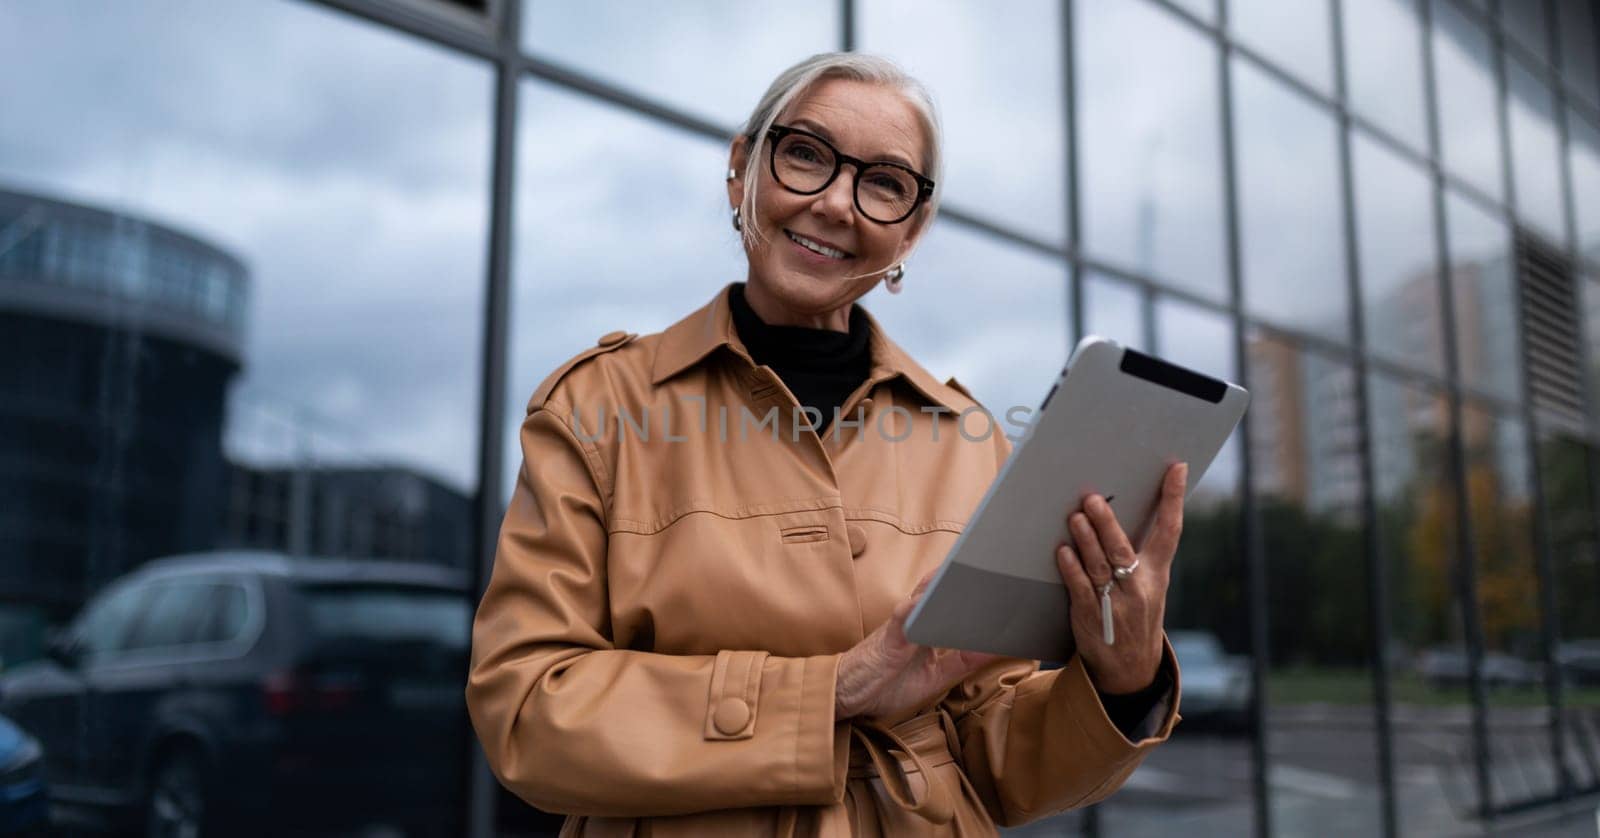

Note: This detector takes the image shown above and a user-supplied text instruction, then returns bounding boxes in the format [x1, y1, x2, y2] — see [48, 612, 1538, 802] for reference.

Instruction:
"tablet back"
[903, 336, 1249, 663]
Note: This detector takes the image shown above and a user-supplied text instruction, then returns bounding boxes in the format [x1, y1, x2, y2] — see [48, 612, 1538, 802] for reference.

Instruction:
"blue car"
[0, 711, 48, 835]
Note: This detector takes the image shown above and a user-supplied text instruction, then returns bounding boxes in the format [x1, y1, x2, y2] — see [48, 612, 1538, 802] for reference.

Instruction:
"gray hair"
[734, 52, 943, 262]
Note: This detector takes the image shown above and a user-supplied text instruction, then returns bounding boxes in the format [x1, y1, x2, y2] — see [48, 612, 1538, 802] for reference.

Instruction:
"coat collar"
[651, 283, 971, 414]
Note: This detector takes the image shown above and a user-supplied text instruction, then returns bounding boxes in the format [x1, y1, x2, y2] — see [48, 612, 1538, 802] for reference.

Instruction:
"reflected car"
[1415, 646, 1539, 689]
[0, 551, 472, 838]
[1556, 640, 1600, 687]
[0, 711, 48, 835]
[1169, 630, 1250, 732]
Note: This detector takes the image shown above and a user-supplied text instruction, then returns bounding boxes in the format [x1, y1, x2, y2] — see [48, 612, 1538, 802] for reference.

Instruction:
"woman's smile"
[783, 228, 854, 265]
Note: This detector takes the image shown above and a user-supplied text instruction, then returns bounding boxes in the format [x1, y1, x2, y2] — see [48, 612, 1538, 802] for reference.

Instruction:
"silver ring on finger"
[1112, 558, 1140, 582]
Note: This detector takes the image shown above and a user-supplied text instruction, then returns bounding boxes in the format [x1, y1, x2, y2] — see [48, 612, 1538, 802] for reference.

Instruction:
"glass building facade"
[1, 0, 1599, 836]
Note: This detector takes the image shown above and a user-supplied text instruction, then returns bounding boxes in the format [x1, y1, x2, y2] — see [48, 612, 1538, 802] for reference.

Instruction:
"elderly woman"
[467, 52, 1185, 836]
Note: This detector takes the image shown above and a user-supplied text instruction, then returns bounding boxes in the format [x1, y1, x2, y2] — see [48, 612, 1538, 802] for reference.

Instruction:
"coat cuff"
[798, 653, 851, 803]
[1060, 635, 1183, 755]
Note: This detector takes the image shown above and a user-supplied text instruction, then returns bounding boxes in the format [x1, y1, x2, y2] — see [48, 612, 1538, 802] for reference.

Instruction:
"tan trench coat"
[466, 283, 1182, 836]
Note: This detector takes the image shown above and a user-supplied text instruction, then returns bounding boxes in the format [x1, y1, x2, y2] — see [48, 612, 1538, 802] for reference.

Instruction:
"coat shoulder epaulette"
[526, 330, 638, 414]
[943, 376, 979, 405]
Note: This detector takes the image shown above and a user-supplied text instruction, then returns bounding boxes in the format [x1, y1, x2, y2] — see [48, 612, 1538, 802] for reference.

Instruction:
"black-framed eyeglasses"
[763, 124, 935, 225]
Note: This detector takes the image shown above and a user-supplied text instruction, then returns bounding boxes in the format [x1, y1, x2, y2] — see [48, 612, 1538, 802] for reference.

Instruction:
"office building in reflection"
[0, 187, 471, 669]
[0, 187, 248, 614]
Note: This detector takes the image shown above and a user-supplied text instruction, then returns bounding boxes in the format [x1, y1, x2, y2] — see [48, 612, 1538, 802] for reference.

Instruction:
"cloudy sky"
[3, 0, 1595, 510]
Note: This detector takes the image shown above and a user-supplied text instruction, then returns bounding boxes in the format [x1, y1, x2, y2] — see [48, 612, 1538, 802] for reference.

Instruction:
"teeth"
[786, 230, 848, 259]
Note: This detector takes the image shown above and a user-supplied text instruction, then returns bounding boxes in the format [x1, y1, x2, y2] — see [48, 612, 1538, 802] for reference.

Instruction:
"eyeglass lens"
[771, 132, 919, 223]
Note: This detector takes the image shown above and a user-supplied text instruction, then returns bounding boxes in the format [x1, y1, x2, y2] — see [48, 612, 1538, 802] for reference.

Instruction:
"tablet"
[903, 335, 1249, 663]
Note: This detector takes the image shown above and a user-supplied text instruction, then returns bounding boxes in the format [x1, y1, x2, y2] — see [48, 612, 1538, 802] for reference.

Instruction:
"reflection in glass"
[1248, 331, 1382, 835]
[1352, 131, 1443, 374]
[1460, 404, 1556, 808]
[1498, 0, 1550, 59]
[1230, 0, 1335, 94]
[1537, 432, 1600, 793]
[1077, 0, 1227, 301]
[1367, 372, 1474, 834]
[1084, 272, 1146, 351]
[1506, 57, 1568, 247]
[521, 1, 837, 128]
[860, 0, 1064, 244]
[507, 80, 740, 501]
[1444, 191, 1521, 402]
[1342, 0, 1429, 153]
[1101, 299, 1252, 838]
[1233, 59, 1350, 343]
[1558, 0, 1600, 109]
[1431, 0, 1505, 202]
[1167, 0, 1217, 23]
[1587, 278, 1600, 425]
[1156, 297, 1245, 508]
[0, 1, 489, 834]
[870, 223, 1069, 431]
[1570, 113, 1600, 264]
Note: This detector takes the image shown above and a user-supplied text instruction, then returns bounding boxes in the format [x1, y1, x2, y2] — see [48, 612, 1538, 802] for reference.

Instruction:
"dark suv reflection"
[0, 551, 471, 837]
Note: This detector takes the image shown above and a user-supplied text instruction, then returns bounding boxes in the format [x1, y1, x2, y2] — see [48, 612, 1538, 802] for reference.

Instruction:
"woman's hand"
[1056, 462, 1187, 695]
[834, 571, 1003, 723]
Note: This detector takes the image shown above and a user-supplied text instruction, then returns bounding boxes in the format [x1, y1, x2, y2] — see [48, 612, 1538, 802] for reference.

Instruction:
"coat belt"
[846, 709, 963, 824]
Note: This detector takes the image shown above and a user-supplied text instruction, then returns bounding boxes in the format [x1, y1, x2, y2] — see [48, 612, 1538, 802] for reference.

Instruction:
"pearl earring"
[885, 264, 905, 294]
[731, 206, 743, 232]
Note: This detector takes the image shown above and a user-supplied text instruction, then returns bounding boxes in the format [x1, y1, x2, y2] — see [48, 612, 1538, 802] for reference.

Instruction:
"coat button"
[847, 524, 867, 558]
[596, 330, 628, 347]
[713, 697, 752, 735]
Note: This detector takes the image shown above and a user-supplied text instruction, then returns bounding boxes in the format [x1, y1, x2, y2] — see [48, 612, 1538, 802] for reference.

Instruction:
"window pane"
[1536, 432, 1600, 792]
[1498, 0, 1551, 59]
[1248, 332, 1383, 834]
[521, 1, 838, 128]
[1507, 57, 1568, 246]
[1100, 298, 1253, 838]
[1432, 0, 1505, 201]
[126, 581, 212, 651]
[1353, 131, 1444, 374]
[1078, 0, 1228, 302]
[199, 584, 248, 644]
[1233, 59, 1350, 343]
[1230, 0, 1335, 94]
[76, 584, 150, 659]
[0, 3, 487, 834]
[1343, 0, 1429, 153]
[1084, 272, 1147, 351]
[301, 586, 471, 649]
[868, 224, 1070, 433]
[1366, 372, 1475, 835]
[1587, 277, 1600, 428]
[1169, 0, 1218, 23]
[506, 80, 739, 500]
[1558, 0, 1600, 108]
[1460, 404, 1557, 807]
[860, 0, 1066, 244]
[1570, 111, 1600, 264]
[1445, 191, 1521, 402]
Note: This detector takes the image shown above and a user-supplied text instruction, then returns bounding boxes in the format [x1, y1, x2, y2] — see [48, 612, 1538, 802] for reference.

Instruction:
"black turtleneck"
[728, 283, 871, 433]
